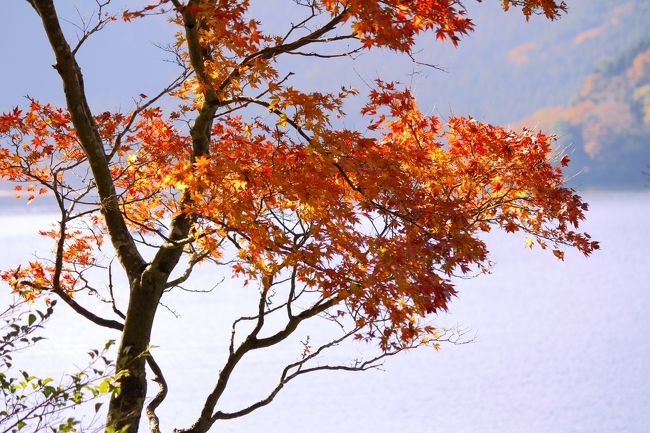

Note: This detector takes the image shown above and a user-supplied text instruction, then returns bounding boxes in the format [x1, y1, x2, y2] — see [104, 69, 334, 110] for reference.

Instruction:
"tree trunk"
[27, 2, 198, 430]
[107, 273, 163, 432]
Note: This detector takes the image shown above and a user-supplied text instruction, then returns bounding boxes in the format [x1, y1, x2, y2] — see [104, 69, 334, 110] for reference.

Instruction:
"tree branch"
[145, 354, 168, 433]
[216, 9, 349, 94]
[178, 295, 337, 433]
[69, 0, 114, 56]
[17, 280, 123, 331]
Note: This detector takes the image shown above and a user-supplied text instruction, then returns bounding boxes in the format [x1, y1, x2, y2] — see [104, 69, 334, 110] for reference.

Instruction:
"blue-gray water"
[1, 191, 649, 433]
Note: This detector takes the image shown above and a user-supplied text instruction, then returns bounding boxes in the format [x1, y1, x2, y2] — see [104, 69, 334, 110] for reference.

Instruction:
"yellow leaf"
[233, 179, 247, 191]
[525, 236, 533, 249]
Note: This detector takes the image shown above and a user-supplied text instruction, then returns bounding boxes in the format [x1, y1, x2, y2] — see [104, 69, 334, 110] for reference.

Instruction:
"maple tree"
[0, 0, 598, 432]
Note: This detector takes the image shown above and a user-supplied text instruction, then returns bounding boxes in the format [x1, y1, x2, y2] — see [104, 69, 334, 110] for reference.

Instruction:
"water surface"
[1, 192, 648, 433]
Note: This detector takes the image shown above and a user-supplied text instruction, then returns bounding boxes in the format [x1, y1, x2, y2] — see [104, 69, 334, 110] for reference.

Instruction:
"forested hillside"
[521, 40, 650, 188]
[414, 0, 650, 188]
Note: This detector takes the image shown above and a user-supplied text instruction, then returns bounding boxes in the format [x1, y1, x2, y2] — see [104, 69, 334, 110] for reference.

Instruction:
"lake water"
[1, 191, 649, 433]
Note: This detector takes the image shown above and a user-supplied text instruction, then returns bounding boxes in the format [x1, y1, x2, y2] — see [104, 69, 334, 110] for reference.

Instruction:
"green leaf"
[104, 339, 116, 351]
[27, 314, 37, 326]
[98, 378, 111, 394]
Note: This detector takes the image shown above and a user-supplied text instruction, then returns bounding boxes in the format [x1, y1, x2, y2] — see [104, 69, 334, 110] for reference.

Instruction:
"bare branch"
[216, 9, 349, 95]
[108, 261, 126, 320]
[18, 280, 123, 331]
[179, 294, 337, 433]
[69, 1, 114, 56]
[145, 354, 168, 433]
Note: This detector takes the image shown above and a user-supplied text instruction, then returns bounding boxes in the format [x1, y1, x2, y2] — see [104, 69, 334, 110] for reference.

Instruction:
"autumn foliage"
[0, 83, 596, 345]
[1, 1, 595, 432]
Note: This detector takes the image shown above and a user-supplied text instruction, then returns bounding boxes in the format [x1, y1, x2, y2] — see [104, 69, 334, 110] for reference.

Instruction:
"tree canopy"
[0, 1, 597, 432]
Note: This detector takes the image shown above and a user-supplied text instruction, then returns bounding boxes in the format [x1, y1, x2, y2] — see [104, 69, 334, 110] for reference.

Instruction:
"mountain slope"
[519, 38, 650, 188]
